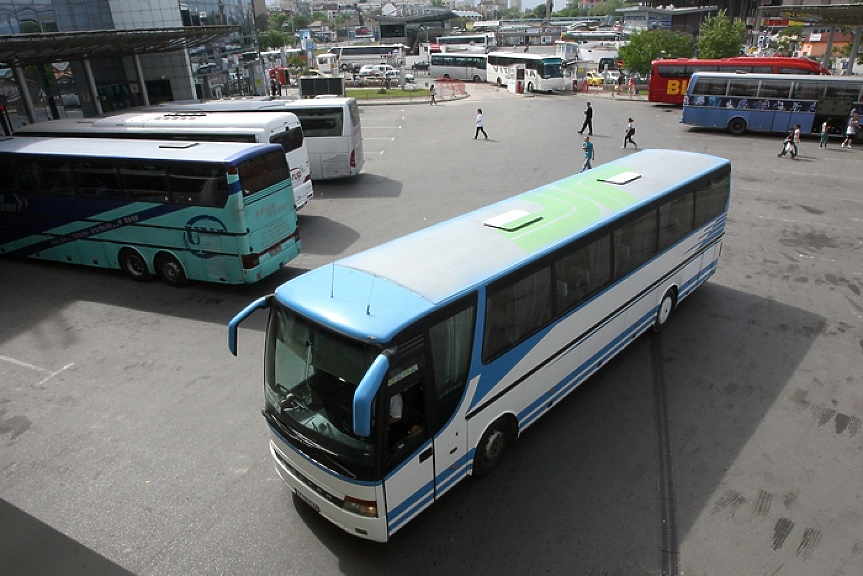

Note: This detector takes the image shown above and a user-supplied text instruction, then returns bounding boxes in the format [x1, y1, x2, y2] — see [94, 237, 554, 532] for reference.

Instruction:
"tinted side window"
[694, 173, 730, 227]
[614, 210, 658, 279]
[658, 192, 695, 250]
[554, 234, 611, 313]
[483, 266, 552, 362]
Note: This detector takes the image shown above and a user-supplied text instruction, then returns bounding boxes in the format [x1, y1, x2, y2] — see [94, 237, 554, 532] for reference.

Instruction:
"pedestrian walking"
[615, 70, 625, 97]
[474, 108, 488, 139]
[622, 118, 637, 148]
[791, 124, 800, 158]
[580, 135, 594, 173]
[820, 120, 830, 148]
[628, 75, 635, 98]
[841, 109, 859, 148]
[777, 128, 796, 158]
[429, 83, 437, 105]
[578, 101, 593, 135]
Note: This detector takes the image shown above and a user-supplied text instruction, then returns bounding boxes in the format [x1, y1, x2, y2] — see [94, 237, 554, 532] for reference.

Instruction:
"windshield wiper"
[262, 410, 356, 479]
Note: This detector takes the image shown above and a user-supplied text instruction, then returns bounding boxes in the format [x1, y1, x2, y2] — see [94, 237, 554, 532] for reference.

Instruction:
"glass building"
[0, 0, 259, 122]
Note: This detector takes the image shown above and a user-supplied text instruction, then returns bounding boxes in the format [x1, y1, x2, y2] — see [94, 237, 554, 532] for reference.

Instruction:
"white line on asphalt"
[0, 354, 74, 386]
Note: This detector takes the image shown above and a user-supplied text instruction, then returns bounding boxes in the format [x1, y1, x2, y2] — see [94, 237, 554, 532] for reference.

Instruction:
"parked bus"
[649, 57, 829, 105]
[680, 71, 863, 137]
[150, 98, 364, 181]
[0, 137, 300, 286]
[327, 44, 407, 71]
[15, 111, 314, 211]
[486, 52, 565, 92]
[436, 33, 496, 54]
[429, 53, 488, 82]
[228, 149, 731, 541]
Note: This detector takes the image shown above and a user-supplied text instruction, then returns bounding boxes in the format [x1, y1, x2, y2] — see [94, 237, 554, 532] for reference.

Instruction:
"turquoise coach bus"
[0, 137, 300, 286]
[228, 149, 731, 541]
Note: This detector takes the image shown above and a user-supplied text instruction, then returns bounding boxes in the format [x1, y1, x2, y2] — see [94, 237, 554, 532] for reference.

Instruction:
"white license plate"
[295, 489, 320, 513]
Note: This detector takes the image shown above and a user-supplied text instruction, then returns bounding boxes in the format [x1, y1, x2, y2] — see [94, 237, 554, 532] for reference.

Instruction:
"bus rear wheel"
[653, 288, 677, 333]
[472, 75, 481, 83]
[155, 253, 188, 287]
[473, 418, 513, 478]
[727, 118, 747, 136]
[119, 248, 152, 282]
[526, 82, 534, 93]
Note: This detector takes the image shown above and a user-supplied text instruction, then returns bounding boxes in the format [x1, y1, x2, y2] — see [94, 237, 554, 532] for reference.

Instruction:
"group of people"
[780, 109, 859, 158]
[611, 70, 636, 98]
[577, 101, 637, 173]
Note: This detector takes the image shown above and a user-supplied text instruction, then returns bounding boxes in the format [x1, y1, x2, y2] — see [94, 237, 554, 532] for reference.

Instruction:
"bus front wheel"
[119, 248, 152, 282]
[526, 82, 534, 93]
[155, 253, 188, 287]
[473, 418, 513, 478]
[653, 288, 677, 333]
[727, 118, 747, 136]
[472, 75, 481, 83]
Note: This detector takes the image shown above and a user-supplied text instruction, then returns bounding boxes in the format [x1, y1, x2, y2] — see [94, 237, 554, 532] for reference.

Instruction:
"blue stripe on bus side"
[387, 478, 435, 532]
[4, 203, 185, 257]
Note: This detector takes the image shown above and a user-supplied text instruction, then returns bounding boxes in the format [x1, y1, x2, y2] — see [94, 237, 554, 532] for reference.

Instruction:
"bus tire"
[473, 417, 514, 478]
[526, 82, 534, 92]
[155, 252, 188, 287]
[496, 78, 503, 87]
[727, 117, 747, 136]
[119, 248, 152, 282]
[472, 75, 481, 83]
[443, 73, 450, 79]
[653, 288, 677, 333]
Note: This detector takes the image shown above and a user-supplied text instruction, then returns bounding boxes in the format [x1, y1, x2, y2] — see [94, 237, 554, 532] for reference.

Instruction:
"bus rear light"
[304, 173, 311, 183]
[350, 149, 356, 168]
[242, 253, 260, 269]
[343, 496, 378, 518]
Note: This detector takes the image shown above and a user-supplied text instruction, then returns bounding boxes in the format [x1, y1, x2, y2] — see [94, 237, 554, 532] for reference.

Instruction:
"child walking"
[474, 108, 488, 139]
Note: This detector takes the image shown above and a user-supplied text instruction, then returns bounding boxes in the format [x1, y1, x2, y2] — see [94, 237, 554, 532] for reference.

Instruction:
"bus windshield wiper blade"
[262, 411, 356, 478]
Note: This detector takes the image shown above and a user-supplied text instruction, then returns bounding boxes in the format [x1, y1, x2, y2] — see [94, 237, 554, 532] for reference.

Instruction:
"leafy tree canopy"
[696, 10, 747, 58]
[269, 13, 289, 31]
[259, 30, 287, 51]
[618, 29, 695, 75]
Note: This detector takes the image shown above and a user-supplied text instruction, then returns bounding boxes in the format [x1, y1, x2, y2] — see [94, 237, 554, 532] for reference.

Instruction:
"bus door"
[382, 344, 435, 535]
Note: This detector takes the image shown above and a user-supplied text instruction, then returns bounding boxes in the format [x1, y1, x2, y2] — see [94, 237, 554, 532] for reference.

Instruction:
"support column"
[822, 26, 835, 70]
[14, 65, 37, 125]
[83, 58, 103, 116]
[132, 54, 150, 107]
[850, 26, 862, 75]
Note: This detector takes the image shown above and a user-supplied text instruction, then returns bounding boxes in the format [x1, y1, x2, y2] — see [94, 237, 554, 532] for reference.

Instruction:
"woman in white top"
[622, 118, 637, 148]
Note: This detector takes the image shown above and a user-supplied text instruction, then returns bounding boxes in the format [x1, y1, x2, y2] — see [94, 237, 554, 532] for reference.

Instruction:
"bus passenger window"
[483, 267, 552, 361]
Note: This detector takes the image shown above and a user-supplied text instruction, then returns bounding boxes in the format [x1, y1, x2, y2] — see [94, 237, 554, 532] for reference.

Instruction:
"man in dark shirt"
[578, 101, 593, 136]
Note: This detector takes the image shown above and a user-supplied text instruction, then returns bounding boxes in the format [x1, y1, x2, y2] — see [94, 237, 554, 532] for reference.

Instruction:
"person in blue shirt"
[580, 135, 594, 172]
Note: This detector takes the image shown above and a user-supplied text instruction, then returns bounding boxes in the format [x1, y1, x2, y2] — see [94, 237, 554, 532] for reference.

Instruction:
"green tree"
[589, 0, 625, 18]
[775, 23, 803, 56]
[259, 30, 287, 51]
[292, 14, 311, 31]
[618, 30, 695, 75]
[270, 13, 289, 32]
[696, 10, 747, 58]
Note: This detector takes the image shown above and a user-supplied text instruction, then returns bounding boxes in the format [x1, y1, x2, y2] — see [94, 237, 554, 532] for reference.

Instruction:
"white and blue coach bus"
[228, 149, 731, 541]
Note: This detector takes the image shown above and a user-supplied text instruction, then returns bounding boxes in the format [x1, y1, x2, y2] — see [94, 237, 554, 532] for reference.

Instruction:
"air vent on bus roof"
[599, 172, 641, 185]
[159, 142, 199, 149]
[483, 210, 543, 231]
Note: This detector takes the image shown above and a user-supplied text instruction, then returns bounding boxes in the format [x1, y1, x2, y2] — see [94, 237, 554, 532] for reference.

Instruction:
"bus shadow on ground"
[0, 498, 135, 576]
[292, 282, 823, 575]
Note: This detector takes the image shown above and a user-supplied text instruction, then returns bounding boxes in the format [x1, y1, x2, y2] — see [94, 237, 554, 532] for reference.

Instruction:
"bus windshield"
[265, 304, 380, 479]
[542, 58, 564, 78]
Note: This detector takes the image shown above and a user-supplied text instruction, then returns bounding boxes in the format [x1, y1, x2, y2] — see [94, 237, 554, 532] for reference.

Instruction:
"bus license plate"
[295, 489, 319, 513]
[269, 244, 282, 257]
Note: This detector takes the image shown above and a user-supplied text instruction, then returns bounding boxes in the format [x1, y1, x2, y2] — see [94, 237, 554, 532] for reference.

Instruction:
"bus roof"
[14, 110, 302, 135]
[150, 97, 357, 113]
[275, 149, 729, 343]
[0, 136, 283, 163]
[689, 71, 863, 83]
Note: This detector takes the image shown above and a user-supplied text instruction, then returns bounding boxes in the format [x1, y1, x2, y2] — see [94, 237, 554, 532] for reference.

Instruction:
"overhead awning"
[760, 4, 863, 27]
[0, 26, 239, 68]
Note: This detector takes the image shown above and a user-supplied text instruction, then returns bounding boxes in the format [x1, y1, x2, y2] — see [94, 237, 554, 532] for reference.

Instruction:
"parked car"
[358, 64, 377, 77]
[411, 60, 430, 71]
[371, 64, 395, 77]
[585, 71, 604, 86]
[385, 69, 415, 83]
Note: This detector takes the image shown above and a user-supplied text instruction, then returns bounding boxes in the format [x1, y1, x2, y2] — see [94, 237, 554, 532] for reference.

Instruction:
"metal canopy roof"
[760, 4, 863, 27]
[0, 26, 239, 68]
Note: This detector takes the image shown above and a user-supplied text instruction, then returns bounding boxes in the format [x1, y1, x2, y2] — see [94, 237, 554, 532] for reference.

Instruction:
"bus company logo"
[184, 215, 228, 259]
[255, 201, 290, 219]
[291, 168, 303, 182]
[0, 193, 28, 213]
[666, 80, 688, 95]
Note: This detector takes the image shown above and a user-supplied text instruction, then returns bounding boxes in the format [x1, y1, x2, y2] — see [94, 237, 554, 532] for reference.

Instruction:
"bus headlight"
[343, 496, 378, 517]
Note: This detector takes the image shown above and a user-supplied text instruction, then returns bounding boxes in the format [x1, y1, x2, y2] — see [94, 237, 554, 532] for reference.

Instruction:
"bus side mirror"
[353, 352, 392, 437]
[228, 295, 272, 356]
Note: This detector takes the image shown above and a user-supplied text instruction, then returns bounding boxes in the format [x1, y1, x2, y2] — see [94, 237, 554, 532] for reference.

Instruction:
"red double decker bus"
[648, 57, 829, 105]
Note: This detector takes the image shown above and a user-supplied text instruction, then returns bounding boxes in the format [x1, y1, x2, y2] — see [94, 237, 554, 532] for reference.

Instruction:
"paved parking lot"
[1, 84, 862, 575]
